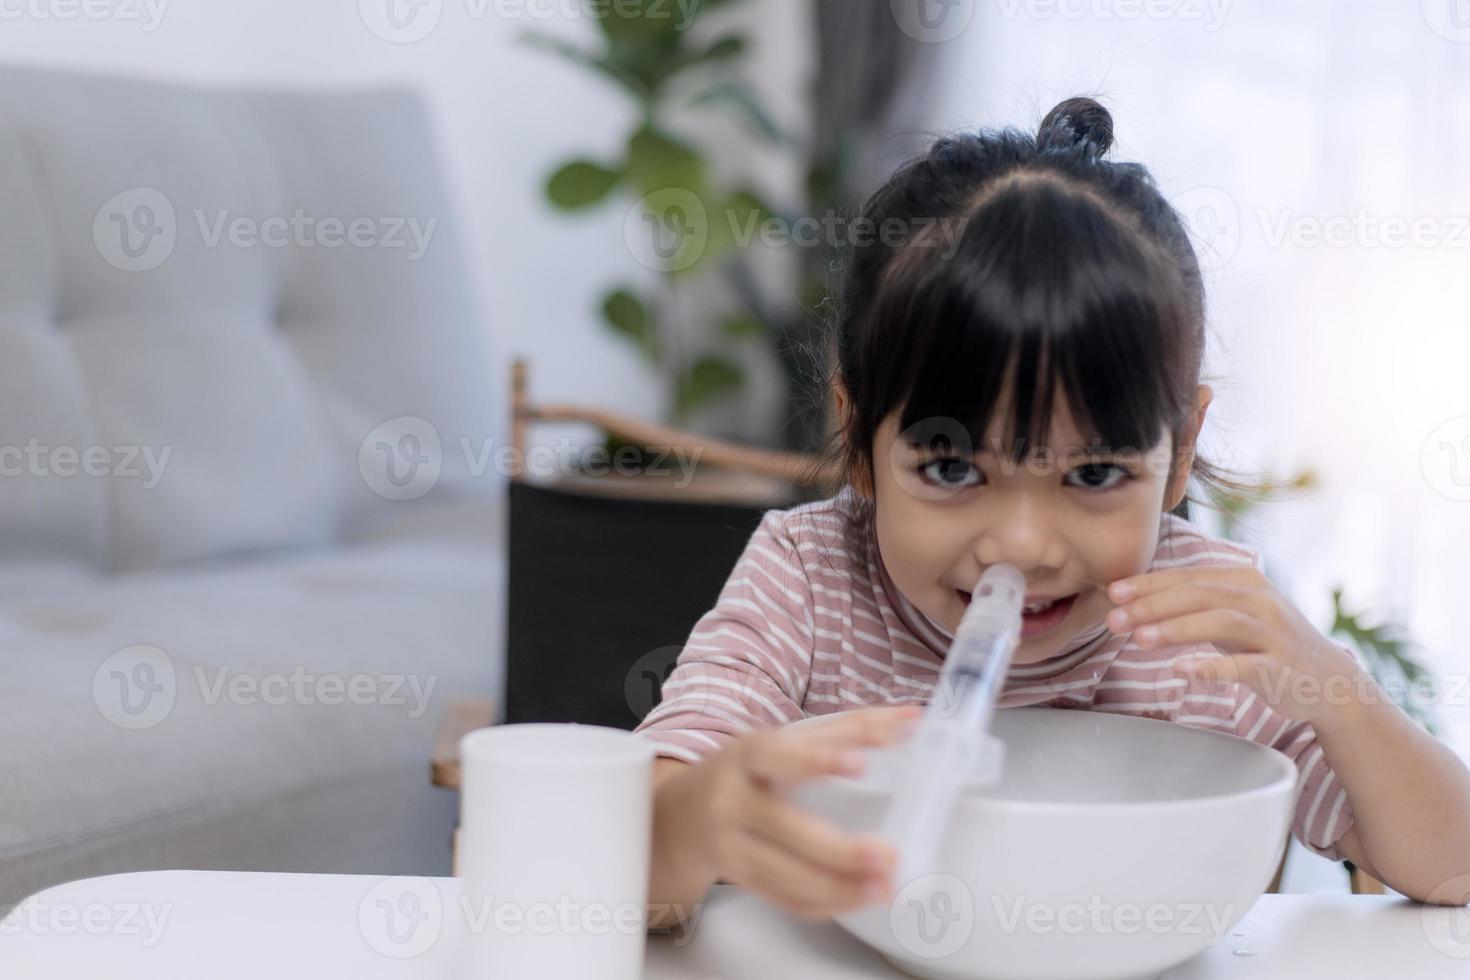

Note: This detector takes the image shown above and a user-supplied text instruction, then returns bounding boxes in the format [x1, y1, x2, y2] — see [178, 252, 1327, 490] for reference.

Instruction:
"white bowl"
[788, 708, 1296, 980]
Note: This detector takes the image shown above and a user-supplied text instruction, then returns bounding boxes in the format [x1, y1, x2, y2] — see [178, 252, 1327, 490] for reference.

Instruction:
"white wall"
[911, 1, 1470, 745]
[0, 0, 811, 444]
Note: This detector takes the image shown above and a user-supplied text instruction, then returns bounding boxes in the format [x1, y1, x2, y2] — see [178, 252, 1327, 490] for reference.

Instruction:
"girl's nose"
[971, 494, 1065, 573]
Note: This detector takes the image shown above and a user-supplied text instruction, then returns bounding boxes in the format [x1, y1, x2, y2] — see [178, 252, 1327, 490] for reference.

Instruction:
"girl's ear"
[1164, 384, 1213, 511]
[832, 375, 851, 429]
[831, 375, 875, 499]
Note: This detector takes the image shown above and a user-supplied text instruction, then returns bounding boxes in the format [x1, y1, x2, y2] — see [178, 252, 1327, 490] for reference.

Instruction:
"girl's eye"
[1066, 461, 1130, 491]
[918, 457, 983, 489]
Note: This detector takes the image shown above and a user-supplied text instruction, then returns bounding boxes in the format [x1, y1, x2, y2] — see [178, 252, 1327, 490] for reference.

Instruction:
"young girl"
[638, 98, 1470, 920]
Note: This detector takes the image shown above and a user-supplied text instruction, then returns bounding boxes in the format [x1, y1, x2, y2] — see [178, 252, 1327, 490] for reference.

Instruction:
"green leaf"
[626, 125, 705, 197]
[520, 32, 643, 96]
[725, 188, 774, 222]
[546, 159, 624, 210]
[702, 187, 772, 265]
[598, 0, 745, 42]
[606, 31, 745, 96]
[683, 79, 787, 143]
[679, 34, 745, 68]
[1328, 587, 1440, 735]
[676, 355, 744, 416]
[720, 312, 766, 340]
[600, 287, 660, 361]
[597, 0, 680, 43]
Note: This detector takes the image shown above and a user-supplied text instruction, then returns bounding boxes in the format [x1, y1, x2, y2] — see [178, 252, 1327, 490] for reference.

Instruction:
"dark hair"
[820, 97, 1248, 519]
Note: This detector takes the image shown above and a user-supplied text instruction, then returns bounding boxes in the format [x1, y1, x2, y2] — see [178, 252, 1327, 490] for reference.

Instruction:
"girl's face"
[864, 384, 1210, 665]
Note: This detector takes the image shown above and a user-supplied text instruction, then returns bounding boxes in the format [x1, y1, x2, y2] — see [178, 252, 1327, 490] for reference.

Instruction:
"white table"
[2, 871, 1468, 978]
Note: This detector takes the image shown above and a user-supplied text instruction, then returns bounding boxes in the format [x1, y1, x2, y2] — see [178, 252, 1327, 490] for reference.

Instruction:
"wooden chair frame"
[509, 358, 841, 491]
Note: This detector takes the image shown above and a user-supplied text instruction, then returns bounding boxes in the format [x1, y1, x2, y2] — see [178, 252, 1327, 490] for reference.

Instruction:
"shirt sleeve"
[1233, 690, 1355, 860]
[1154, 526, 1355, 860]
[632, 510, 816, 764]
[1177, 662, 1356, 861]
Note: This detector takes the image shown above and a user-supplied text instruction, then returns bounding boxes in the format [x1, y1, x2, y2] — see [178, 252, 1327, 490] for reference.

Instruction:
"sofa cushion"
[0, 523, 502, 904]
[0, 66, 495, 573]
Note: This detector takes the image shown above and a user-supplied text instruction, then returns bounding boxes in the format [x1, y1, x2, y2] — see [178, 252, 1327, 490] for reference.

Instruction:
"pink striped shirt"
[634, 486, 1355, 860]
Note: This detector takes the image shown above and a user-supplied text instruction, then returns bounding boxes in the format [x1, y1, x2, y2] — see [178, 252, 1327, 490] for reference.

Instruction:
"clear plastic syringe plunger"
[879, 563, 1025, 886]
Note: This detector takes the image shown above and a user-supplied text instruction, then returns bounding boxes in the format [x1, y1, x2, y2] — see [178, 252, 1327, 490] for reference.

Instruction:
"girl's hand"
[684, 705, 921, 920]
[1105, 565, 1362, 725]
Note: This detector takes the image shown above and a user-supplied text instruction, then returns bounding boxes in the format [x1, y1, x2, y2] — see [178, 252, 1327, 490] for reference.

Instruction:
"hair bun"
[1038, 97, 1114, 157]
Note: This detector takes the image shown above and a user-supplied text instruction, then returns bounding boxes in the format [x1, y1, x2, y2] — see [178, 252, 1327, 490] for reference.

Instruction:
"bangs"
[860, 176, 1197, 462]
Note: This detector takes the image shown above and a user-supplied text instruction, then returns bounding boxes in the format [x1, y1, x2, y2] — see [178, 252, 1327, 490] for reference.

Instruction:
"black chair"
[504, 481, 771, 729]
[501, 359, 836, 729]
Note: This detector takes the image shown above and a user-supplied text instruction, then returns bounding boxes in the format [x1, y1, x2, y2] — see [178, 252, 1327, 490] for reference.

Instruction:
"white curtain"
[913, 1, 1470, 750]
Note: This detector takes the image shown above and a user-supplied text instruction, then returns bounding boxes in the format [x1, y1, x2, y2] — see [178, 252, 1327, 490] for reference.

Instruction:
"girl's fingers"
[792, 705, 924, 749]
[745, 792, 895, 880]
[1132, 608, 1271, 653]
[744, 707, 921, 787]
[1108, 582, 1261, 633]
[1108, 565, 1257, 604]
[729, 830, 888, 919]
[740, 732, 869, 792]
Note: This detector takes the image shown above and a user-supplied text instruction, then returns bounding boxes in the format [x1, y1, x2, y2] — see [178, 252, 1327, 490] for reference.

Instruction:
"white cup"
[457, 723, 655, 980]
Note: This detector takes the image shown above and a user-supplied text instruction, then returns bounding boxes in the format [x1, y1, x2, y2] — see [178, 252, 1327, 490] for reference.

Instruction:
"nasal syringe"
[880, 564, 1025, 885]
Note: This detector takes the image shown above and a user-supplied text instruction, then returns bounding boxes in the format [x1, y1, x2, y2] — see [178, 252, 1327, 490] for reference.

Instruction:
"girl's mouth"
[957, 589, 1080, 639]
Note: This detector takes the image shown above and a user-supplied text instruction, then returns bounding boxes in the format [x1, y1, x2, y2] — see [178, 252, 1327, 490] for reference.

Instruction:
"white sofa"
[0, 64, 503, 904]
